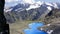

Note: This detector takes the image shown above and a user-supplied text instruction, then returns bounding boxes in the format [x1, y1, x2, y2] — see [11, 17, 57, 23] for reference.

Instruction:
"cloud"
[5, 0, 19, 2]
[5, 0, 19, 7]
[5, 0, 35, 4]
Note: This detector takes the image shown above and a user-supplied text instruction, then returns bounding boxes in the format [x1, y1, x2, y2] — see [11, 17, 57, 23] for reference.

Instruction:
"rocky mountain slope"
[4, 2, 60, 23]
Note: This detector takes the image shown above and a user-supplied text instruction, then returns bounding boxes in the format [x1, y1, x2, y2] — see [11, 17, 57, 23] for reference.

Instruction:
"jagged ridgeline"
[4, 2, 60, 23]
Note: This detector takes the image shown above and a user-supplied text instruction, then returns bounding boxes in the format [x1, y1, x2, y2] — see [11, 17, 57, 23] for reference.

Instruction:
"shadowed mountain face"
[4, 2, 60, 23]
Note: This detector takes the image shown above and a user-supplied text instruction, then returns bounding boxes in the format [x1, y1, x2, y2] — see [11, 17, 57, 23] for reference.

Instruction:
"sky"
[5, 0, 60, 7]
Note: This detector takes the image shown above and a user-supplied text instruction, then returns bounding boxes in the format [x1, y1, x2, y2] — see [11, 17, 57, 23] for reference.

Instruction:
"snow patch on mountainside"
[47, 6, 52, 10]
[52, 3, 59, 9]
[26, 4, 40, 10]
[25, 1, 60, 11]
[45, 2, 53, 6]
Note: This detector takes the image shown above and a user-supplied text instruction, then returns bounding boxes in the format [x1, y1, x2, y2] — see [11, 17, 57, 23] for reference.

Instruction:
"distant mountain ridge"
[4, 1, 60, 23]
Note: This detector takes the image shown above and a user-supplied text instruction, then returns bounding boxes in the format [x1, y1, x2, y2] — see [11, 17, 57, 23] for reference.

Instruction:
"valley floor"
[10, 21, 41, 34]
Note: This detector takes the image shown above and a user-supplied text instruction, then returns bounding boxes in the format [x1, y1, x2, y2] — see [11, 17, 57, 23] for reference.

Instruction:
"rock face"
[51, 26, 60, 34]
[44, 9, 60, 24]
[42, 9, 60, 34]
[38, 9, 60, 34]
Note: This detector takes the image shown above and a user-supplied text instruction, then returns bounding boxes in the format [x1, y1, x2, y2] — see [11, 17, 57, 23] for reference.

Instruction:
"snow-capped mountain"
[5, 1, 60, 12]
[4, 1, 60, 23]
[8, 1, 60, 11]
